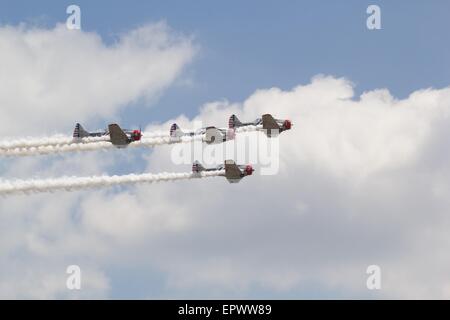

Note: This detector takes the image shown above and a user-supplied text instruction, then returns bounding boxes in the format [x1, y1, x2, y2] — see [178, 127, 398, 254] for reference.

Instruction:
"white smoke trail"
[0, 135, 201, 157]
[0, 140, 115, 156]
[136, 135, 203, 148]
[0, 135, 109, 149]
[0, 170, 225, 195]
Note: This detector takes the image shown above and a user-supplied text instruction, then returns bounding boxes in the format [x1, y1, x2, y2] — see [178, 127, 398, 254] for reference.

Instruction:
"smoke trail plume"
[0, 170, 225, 195]
[0, 131, 169, 150]
[0, 140, 115, 156]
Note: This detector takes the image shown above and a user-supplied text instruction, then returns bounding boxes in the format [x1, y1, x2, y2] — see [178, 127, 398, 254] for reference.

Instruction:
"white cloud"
[1, 21, 450, 298]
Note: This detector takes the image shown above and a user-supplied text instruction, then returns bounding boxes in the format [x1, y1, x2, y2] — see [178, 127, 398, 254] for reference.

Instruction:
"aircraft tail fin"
[170, 123, 184, 138]
[192, 160, 206, 173]
[73, 123, 90, 138]
[228, 114, 243, 128]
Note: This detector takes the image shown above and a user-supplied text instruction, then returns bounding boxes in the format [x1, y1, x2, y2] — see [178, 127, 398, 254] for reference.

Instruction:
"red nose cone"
[132, 130, 142, 141]
[284, 120, 292, 130]
[245, 165, 254, 176]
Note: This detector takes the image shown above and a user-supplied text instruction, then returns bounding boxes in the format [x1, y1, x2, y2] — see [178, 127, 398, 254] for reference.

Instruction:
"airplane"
[192, 159, 254, 183]
[228, 113, 292, 137]
[170, 123, 235, 144]
[73, 123, 142, 147]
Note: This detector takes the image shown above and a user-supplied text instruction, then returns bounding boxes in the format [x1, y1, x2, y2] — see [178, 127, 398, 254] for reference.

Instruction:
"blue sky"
[1, 1, 450, 299]
[1, 0, 449, 124]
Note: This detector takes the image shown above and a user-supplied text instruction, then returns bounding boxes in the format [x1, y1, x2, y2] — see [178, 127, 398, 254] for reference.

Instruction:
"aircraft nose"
[284, 120, 292, 130]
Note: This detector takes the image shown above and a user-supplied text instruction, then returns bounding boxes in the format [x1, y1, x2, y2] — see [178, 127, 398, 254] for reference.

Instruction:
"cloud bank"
[1, 22, 450, 299]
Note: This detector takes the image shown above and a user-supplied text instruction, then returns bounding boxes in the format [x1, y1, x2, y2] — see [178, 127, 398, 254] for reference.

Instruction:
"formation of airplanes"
[170, 114, 292, 143]
[72, 113, 292, 183]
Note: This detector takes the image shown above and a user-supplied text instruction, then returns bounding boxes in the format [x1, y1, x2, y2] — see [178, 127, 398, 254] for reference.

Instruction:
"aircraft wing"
[224, 160, 243, 183]
[108, 124, 129, 146]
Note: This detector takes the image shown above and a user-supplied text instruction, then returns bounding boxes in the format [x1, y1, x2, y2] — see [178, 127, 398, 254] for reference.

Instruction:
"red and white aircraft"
[170, 123, 235, 144]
